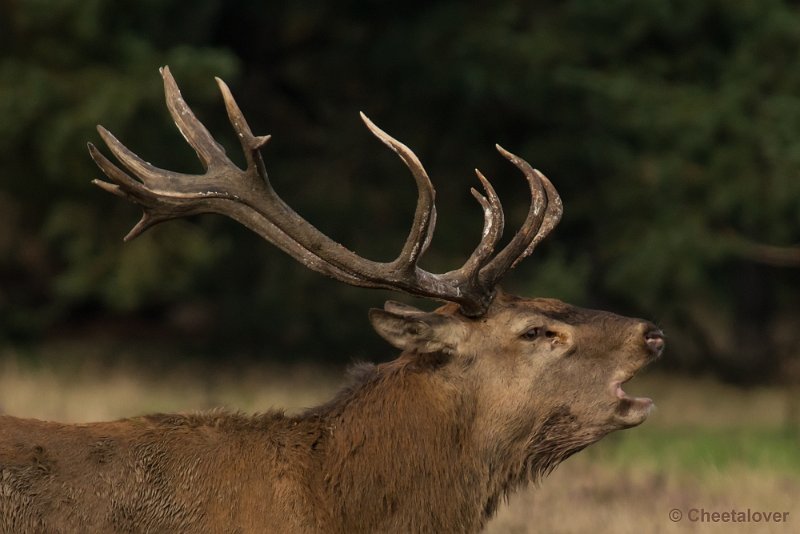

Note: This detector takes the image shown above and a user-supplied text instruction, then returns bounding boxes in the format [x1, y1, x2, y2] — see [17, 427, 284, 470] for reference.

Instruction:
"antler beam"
[89, 67, 562, 316]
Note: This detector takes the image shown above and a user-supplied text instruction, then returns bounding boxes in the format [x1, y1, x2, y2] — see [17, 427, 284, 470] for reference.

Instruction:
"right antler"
[89, 67, 562, 317]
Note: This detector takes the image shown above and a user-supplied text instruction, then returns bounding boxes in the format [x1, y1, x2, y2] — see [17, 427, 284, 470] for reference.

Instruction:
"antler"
[89, 67, 562, 316]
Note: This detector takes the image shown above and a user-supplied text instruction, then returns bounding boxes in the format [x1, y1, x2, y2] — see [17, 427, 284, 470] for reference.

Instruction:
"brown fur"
[0, 291, 662, 533]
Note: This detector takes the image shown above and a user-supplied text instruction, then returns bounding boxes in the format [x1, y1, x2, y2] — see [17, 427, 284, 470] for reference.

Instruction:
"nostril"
[644, 329, 665, 354]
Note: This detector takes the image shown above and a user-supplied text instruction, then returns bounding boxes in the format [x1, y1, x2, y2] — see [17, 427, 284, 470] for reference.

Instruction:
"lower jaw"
[611, 379, 654, 423]
[614, 397, 654, 427]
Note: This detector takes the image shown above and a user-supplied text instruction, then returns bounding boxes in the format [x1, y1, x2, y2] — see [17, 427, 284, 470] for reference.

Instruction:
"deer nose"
[643, 327, 665, 356]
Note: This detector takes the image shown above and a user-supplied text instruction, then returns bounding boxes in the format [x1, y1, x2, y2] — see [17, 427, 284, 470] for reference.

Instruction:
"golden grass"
[488, 461, 797, 534]
[1, 346, 798, 533]
[0, 347, 338, 422]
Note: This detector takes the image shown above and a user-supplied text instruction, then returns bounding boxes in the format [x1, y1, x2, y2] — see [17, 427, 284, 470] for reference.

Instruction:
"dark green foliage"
[1, 0, 798, 379]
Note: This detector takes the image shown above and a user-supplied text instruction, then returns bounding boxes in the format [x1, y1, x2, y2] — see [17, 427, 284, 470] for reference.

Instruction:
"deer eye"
[521, 327, 542, 340]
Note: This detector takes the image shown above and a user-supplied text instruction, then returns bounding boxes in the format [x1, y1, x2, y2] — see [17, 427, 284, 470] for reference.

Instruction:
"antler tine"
[215, 77, 272, 174]
[511, 169, 562, 268]
[161, 66, 228, 171]
[478, 145, 549, 288]
[88, 134, 203, 241]
[360, 113, 436, 273]
[445, 169, 505, 284]
[94, 126, 188, 192]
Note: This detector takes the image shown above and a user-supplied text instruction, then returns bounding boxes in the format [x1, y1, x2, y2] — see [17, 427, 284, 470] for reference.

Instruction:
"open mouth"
[610, 368, 656, 427]
[613, 378, 653, 415]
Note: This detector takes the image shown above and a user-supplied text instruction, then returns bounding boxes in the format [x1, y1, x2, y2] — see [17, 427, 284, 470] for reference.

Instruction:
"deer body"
[1, 68, 664, 533]
[3, 370, 474, 533]
[1, 297, 659, 533]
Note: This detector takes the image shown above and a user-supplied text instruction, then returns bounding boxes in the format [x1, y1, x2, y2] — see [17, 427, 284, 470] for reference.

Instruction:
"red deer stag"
[0, 67, 664, 534]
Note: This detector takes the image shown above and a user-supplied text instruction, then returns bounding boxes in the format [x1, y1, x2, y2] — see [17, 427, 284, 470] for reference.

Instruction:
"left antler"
[89, 67, 562, 316]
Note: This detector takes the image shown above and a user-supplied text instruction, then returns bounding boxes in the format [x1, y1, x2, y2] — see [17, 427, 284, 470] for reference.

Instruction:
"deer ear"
[369, 308, 464, 353]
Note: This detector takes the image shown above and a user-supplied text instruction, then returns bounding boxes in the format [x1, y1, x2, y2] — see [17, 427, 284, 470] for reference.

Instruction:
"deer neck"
[306, 355, 493, 532]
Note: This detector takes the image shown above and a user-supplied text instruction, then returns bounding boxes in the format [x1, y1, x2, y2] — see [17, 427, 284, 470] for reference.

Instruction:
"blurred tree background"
[1, 0, 798, 383]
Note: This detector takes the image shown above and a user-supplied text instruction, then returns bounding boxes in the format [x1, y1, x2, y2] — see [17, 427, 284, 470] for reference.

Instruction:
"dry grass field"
[1, 342, 797, 533]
